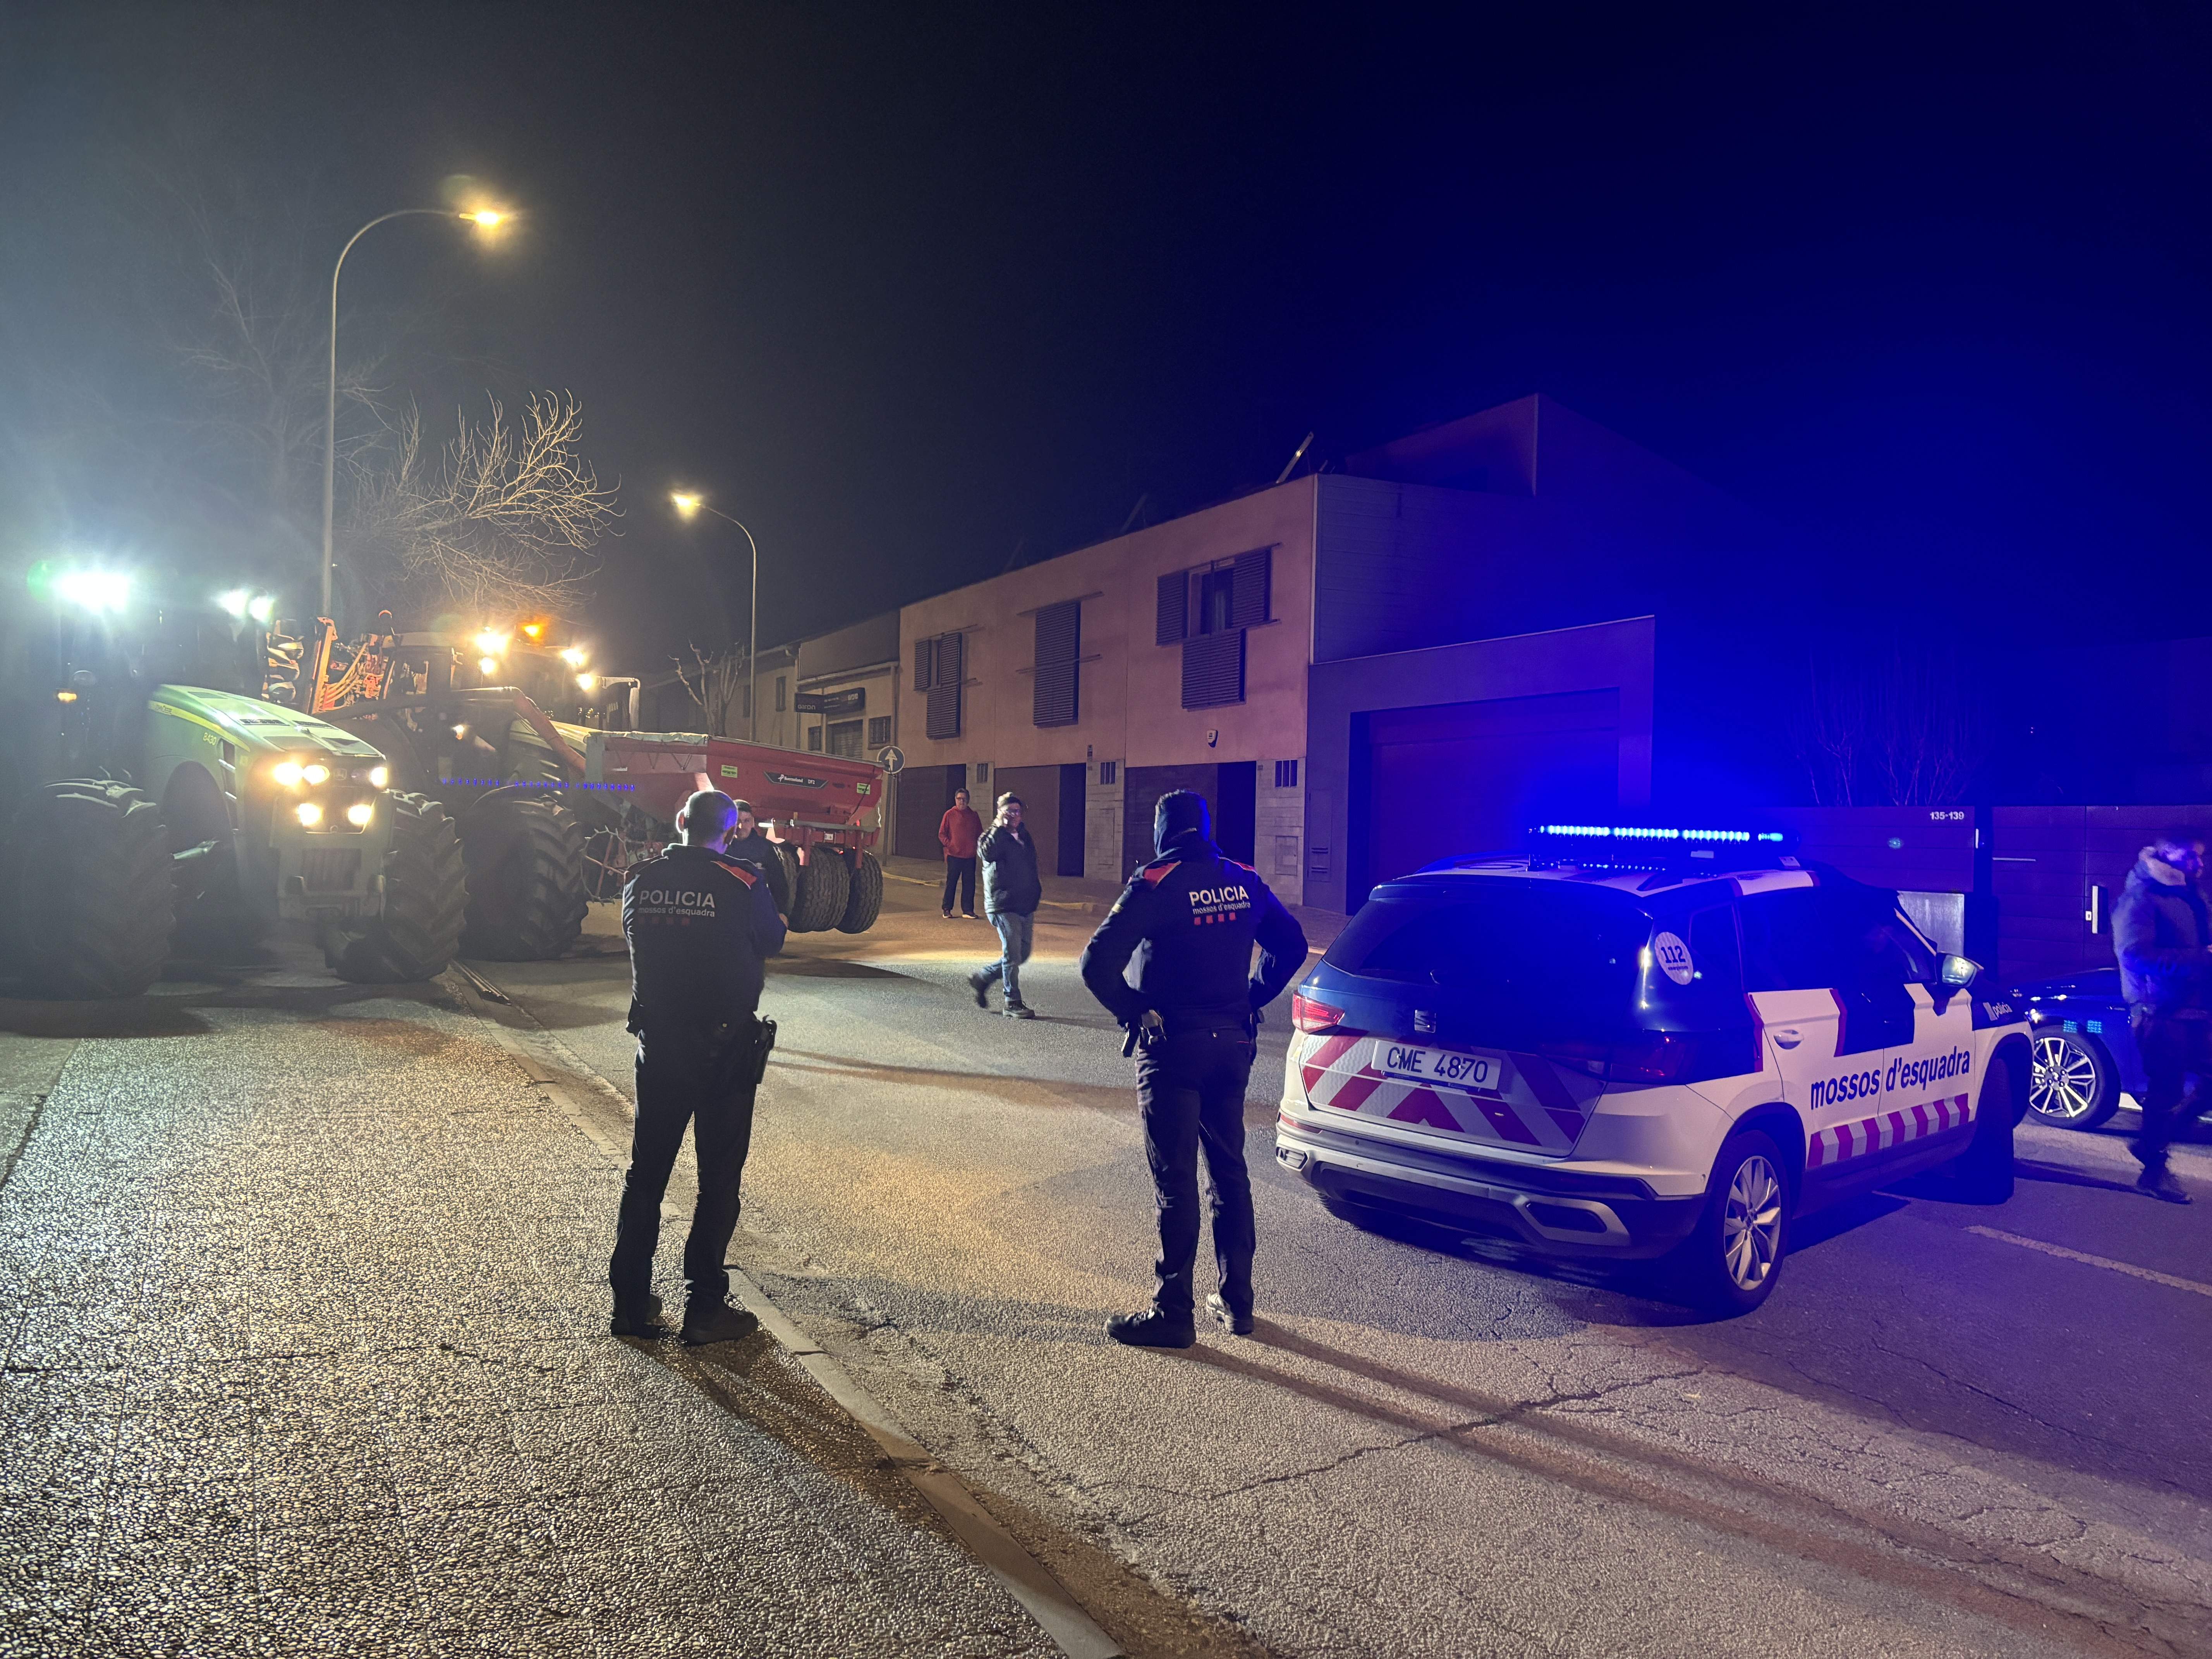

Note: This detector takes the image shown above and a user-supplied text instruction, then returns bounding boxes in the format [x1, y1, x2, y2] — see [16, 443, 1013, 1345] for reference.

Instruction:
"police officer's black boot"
[1205, 1292, 1254, 1336]
[610, 1293, 666, 1338]
[681, 1296, 763, 1346]
[1105, 1306, 1196, 1348]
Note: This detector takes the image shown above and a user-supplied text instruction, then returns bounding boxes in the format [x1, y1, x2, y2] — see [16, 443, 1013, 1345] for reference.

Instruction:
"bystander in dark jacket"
[2112, 829, 2212, 1202]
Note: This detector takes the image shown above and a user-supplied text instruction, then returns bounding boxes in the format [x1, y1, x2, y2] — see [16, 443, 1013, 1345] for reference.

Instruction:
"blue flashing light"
[1533, 823, 1787, 848]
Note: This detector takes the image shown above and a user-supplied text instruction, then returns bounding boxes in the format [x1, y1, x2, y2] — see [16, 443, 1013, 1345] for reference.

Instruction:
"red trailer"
[559, 724, 887, 933]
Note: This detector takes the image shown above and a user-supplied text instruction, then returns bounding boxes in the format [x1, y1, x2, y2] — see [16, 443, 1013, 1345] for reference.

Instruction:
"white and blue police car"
[1275, 825, 2032, 1312]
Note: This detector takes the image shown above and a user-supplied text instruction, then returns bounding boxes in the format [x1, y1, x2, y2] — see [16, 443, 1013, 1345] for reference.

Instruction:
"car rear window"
[1325, 880, 1649, 1037]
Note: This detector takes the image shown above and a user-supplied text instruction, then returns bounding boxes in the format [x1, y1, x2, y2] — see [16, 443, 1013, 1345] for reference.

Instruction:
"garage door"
[1355, 690, 1620, 900]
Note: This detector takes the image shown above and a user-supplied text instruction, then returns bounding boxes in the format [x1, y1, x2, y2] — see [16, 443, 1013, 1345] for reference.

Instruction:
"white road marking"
[1967, 1225, 2212, 1299]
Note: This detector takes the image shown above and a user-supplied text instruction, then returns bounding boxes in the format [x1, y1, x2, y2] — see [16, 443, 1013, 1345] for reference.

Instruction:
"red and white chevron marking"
[1294, 1033, 1588, 1154]
[1807, 1093, 1973, 1170]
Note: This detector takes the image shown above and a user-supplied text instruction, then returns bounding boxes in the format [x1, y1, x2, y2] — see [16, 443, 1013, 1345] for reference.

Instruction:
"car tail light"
[1291, 992, 1346, 1034]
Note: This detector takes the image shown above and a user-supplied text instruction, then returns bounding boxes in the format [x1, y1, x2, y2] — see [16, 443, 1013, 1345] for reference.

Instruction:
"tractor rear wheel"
[459, 795, 589, 960]
[327, 793, 467, 982]
[836, 850, 883, 933]
[789, 847, 850, 933]
[3, 780, 172, 998]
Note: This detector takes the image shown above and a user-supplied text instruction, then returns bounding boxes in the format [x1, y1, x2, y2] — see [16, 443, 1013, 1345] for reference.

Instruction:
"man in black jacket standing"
[1079, 790, 1307, 1346]
[722, 798, 791, 921]
[2114, 826, 2212, 1204]
[612, 790, 788, 1341]
[970, 793, 1042, 1017]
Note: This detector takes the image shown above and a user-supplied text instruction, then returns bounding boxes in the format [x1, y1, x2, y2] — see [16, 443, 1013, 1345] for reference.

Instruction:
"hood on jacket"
[1154, 789, 1212, 857]
[2137, 850, 2193, 888]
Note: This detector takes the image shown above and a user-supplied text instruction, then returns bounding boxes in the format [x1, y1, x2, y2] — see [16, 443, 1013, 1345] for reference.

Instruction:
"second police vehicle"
[1275, 824, 2032, 1312]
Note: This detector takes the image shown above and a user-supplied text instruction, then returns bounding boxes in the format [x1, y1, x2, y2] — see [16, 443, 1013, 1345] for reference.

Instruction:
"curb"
[455, 971, 1125, 1659]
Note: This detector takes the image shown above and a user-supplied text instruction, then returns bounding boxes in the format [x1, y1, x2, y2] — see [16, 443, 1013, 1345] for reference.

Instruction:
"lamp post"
[321, 206, 508, 618]
[670, 493, 762, 742]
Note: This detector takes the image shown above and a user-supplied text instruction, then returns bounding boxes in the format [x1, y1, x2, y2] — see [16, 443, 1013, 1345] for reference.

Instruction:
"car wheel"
[2027, 1030, 2118, 1130]
[1667, 1130, 1790, 1316]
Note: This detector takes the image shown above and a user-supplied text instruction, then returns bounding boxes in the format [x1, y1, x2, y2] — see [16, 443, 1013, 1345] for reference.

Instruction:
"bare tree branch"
[673, 643, 751, 737]
[346, 392, 617, 623]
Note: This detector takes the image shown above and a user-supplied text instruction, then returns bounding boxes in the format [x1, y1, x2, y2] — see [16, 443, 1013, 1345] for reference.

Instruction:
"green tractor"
[0, 562, 467, 997]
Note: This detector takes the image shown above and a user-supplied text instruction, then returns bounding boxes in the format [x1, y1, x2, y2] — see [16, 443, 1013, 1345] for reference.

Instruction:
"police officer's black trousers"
[610, 1030, 758, 1312]
[1136, 1029, 1258, 1318]
[2132, 1010, 2212, 1171]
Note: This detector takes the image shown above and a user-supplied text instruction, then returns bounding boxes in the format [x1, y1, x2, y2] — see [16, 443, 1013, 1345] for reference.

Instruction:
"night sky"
[5, 3, 2209, 673]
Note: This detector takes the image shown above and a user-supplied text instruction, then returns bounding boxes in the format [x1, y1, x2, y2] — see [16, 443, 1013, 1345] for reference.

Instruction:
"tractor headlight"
[368, 765, 389, 789]
[295, 802, 323, 828]
[272, 760, 305, 788]
[302, 762, 330, 786]
[345, 801, 374, 828]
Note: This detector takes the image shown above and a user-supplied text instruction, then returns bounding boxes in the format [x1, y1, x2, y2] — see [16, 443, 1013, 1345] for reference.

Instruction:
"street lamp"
[321, 205, 510, 618]
[670, 491, 762, 741]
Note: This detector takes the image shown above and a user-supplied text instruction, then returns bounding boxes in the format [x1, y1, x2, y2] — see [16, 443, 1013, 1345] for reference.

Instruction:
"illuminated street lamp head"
[670, 491, 702, 519]
[466, 210, 506, 228]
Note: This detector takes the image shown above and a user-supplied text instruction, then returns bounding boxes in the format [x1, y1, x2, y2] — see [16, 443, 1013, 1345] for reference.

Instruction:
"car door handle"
[1772, 1028, 1803, 1048]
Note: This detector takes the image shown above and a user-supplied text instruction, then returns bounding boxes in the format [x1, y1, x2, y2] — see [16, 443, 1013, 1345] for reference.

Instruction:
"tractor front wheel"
[3, 780, 172, 998]
[459, 795, 589, 960]
[327, 793, 468, 983]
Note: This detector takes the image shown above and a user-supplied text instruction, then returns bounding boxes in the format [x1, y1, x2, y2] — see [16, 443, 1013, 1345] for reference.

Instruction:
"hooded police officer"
[610, 790, 787, 1343]
[1079, 789, 1307, 1346]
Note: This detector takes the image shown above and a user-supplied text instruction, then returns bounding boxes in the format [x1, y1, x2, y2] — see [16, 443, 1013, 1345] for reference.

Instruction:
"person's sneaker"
[681, 1298, 763, 1346]
[1003, 1003, 1037, 1019]
[961, 911, 979, 921]
[968, 971, 993, 1008]
[1105, 1308, 1196, 1349]
[2137, 1165, 2193, 1205]
[610, 1293, 666, 1338]
[1206, 1292, 1254, 1336]
[941, 908, 954, 919]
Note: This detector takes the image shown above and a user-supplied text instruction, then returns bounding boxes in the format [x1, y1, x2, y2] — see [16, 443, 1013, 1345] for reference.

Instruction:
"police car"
[1275, 825, 2032, 1312]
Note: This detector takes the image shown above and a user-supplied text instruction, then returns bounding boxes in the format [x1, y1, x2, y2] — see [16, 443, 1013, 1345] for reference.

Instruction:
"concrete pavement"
[0, 965, 1058, 1657]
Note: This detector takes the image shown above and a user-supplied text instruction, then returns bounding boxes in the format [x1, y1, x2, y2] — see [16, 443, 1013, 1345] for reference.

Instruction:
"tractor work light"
[53, 569, 131, 614]
[302, 763, 330, 786]
[474, 629, 509, 657]
[367, 765, 389, 788]
[272, 760, 305, 788]
[248, 594, 276, 625]
[477, 656, 499, 677]
[559, 646, 587, 667]
[345, 802, 374, 827]
[295, 802, 323, 828]
[219, 589, 250, 618]
[575, 672, 597, 692]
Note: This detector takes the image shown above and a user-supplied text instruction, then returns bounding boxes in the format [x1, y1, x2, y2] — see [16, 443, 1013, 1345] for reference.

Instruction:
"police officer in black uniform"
[1079, 790, 1307, 1346]
[610, 790, 787, 1343]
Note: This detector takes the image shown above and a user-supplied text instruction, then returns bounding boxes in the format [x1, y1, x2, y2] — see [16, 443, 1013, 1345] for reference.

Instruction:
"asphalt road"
[472, 867, 2212, 1659]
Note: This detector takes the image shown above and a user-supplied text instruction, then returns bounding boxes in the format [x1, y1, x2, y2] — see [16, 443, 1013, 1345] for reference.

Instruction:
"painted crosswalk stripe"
[1966, 1225, 2212, 1299]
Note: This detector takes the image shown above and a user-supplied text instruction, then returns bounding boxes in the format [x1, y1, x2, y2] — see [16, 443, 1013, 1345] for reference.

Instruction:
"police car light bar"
[1535, 824, 1788, 845]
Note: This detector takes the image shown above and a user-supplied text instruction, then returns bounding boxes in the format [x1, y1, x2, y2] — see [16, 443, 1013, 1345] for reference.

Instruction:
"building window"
[867, 715, 891, 747]
[975, 762, 989, 784]
[1181, 631, 1243, 708]
[1198, 567, 1235, 635]
[741, 684, 753, 720]
[806, 725, 823, 752]
[775, 675, 787, 713]
[827, 719, 863, 758]
[1033, 599, 1080, 727]
[1098, 760, 1117, 786]
[1273, 759, 1298, 788]
[914, 631, 963, 740]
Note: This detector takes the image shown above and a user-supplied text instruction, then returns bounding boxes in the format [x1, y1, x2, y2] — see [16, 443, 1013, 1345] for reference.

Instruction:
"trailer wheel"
[3, 780, 172, 998]
[836, 850, 883, 933]
[789, 846, 851, 933]
[756, 841, 794, 919]
[327, 793, 467, 982]
[459, 795, 589, 960]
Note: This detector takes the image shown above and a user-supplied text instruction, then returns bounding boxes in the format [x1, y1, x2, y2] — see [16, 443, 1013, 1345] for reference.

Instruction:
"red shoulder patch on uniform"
[1140, 862, 1181, 886]
[706, 853, 759, 886]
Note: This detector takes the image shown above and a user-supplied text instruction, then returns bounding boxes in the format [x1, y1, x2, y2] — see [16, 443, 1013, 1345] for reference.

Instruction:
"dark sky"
[5, 3, 2210, 670]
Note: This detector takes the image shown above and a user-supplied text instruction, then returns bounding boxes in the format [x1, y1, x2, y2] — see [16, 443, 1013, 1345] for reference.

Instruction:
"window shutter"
[1156, 570, 1187, 645]
[1180, 630, 1245, 708]
[1032, 600, 1080, 728]
[1230, 548, 1271, 628]
[926, 631, 963, 739]
[913, 637, 934, 692]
